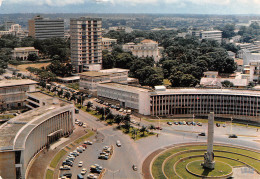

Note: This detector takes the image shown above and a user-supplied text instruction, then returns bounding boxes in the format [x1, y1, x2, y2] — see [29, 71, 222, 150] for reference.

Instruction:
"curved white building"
[0, 92, 74, 179]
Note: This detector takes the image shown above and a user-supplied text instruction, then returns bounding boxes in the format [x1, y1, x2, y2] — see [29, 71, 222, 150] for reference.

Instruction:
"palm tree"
[140, 126, 147, 136]
[86, 101, 93, 111]
[114, 114, 123, 126]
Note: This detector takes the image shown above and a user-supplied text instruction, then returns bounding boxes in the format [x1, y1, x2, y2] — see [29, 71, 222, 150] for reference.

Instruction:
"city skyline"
[0, 0, 260, 15]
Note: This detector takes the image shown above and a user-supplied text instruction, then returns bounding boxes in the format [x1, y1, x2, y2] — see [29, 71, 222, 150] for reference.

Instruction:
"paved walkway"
[27, 126, 88, 179]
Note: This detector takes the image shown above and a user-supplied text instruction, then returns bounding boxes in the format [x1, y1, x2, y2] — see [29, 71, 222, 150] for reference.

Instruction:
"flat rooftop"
[0, 79, 38, 88]
[80, 68, 129, 77]
[27, 91, 54, 101]
[98, 82, 151, 93]
[0, 92, 72, 150]
[151, 88, 260, 97]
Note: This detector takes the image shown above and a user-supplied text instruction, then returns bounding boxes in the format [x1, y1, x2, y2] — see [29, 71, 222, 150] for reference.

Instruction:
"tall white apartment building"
[70, 17, 102, 73]
[122, 39, 162, 62]
[200, 30, 222, 43]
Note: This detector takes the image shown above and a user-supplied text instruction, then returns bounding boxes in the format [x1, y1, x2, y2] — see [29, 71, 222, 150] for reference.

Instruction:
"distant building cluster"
[0, 21, 28, 38]
[190, 30, 223, 43]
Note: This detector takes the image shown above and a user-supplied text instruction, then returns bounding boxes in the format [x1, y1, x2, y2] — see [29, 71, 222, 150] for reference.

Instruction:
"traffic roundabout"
[142, 143, 260, 179]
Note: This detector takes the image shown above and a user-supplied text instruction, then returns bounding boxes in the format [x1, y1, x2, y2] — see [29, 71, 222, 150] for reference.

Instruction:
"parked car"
[167, 122, 172, 125]
[116, 140, 121, 147]
[78, 161, 83, 167]
[132, 165, 137, 171]
[60, 165, 70, 170]
[155, 126, 162, 130]
[81, 168, 87, 175]
[229, 134, 238, 138]
[191, 122, 196, 126]
[216, 123, 220, 127]
[174, 122, 179, 125]
[197, 122, 202, 126]
[223, 124, 226, 127]
[98, 155, 108, 160]
[119, 108, 124, 112]
[87, 174, 98, 179]
[84, 141, 93, 145]
[77, 174, 84, 179]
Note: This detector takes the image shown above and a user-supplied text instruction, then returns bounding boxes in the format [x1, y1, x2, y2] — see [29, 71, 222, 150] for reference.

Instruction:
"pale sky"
[0, 0, 260, 14]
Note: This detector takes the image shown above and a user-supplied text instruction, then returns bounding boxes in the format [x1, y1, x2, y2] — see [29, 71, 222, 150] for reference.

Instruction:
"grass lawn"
[152, 145, 260, 179]
[86, 109, 102, 119]
[45, 169, 54, 179]
[11, 62, 50, 72]
[50, 149, 67, 168]
[74, 130, 95, 144]
[0, 114, 15, 119]
[66, 83, 79, 90]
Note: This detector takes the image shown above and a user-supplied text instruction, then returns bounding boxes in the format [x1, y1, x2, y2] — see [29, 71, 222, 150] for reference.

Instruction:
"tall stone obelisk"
[202, 112, 215, 169]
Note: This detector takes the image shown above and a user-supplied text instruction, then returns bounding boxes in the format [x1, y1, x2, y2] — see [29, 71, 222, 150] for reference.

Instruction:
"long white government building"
[0, 92, 74, 179]
[98, 83, 260, 122]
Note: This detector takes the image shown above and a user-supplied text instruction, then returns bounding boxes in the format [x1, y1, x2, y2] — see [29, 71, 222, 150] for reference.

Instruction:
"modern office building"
[97, 83, 260, 121]
[12, 47, 39, 60]
[0, 80, 38, 110]
[122, 39, 162, 62]
[0, 92, 74, 179]
[79, 68, 129, 94]
[28, 15, 64, 40]
[200, 30, 222, 43]
[4, 21, 15, 31]
[70, 17, 102, 73]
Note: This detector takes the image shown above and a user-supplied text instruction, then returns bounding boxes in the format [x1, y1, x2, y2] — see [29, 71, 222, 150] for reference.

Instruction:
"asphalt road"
[60, 106, 260, 179]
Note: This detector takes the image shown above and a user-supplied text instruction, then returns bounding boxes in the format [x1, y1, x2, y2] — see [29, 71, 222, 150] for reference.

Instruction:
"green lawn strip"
[45, 169, 54, 179]
[152, 145, 206, 178]
[0, 114, 15, 119]
[164, 152, 204, 179]
[66, 83, 79, 90]
[176, 157, 204, 179]
[74, 130, 95, 144]
[86, 110, 102, 119]
[50, 149, 67, 168]
[153, 145, 260, 179]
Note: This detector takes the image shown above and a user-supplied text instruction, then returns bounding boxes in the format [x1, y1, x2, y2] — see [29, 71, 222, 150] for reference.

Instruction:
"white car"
[116, 140, 121, 147]
[81, 168, 87, 175]
[87, 174, 98, 179]
[78, 161, 83, 167]
[83, 123, 87, 128]
[119, 108, 124, 112]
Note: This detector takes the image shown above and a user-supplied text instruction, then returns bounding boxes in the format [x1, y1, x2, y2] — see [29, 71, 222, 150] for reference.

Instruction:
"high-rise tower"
[70, 17, 102, 73]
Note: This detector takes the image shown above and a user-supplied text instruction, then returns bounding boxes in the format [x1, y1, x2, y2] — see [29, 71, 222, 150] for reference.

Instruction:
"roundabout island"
[147, 143, 260, 179]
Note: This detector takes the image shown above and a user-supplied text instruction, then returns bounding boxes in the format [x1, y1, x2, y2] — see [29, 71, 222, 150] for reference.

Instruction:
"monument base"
[201, 161, 215, 170]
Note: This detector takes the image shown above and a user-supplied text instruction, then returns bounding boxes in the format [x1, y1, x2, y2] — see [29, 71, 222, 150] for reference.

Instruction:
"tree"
[47, 60, 73, 77]
[140, 126, 147, 136]
[27, 53, 39, 61]
[102, 51, 115, 69]
[217, 24, 236, 39]
[221, 80, 234, 88]
[58, 89, 63, 97]
[38, 71, 56, 82]
[86, 101, 93, 111]
[106, 112, 115, 120]
[114, 114, 123, 125]
[64, 91, 71, 100]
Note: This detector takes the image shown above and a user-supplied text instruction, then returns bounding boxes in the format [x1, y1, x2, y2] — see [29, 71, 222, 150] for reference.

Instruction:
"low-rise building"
[102, 37, 117, 51]
[79, 68, 129, 94]
[0, 92, 74, 179]
[200, 71, 249, 88]
[200, 30, 222, 43]
[122, 39, 162, 62]
[97, 82, 151, 115]
[108, 26, 133, 33]
[97, 83, 260, 121]
[236, 43, 260, 54]
[0, 79, 38, 109]
[12, 47, 39, 60]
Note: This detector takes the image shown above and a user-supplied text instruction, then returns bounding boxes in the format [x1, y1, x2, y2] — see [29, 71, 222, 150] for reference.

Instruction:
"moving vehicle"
[78, 161, 83, 167]
[116, 140, 121, 147]
[229, 134, 238, 138]
[132, 165, 137, 171]
[198, 132, 206, 136]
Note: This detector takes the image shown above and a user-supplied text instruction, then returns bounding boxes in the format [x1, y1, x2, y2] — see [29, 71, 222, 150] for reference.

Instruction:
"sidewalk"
[27, 126, 88, 179]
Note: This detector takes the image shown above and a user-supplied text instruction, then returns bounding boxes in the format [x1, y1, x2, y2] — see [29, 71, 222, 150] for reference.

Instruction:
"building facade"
[102, 37, 117, 51]
[0, 80, 38, 110]
[80, 68, 128, 94]
[200, 30, 222, 43]
[12, 47, 39, 60]
[97, 84, 260, 122]
[122, 39, 162, 62]
[0, 92, 74, 179]
[97, 82, 151, 115]
[28, 15, 64, 40]
[70, 17, 102, 73]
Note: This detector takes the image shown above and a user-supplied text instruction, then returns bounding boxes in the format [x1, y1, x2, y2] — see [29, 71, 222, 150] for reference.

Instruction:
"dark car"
[167, 122, 172, 125]
[198, 132, 206, 136]
[174, 122, 179, 125]
[61, 173, 72, 178]
[216, 123, 220, 127]
[155, 126, 162, 130]
[229, 134, 238, 138]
